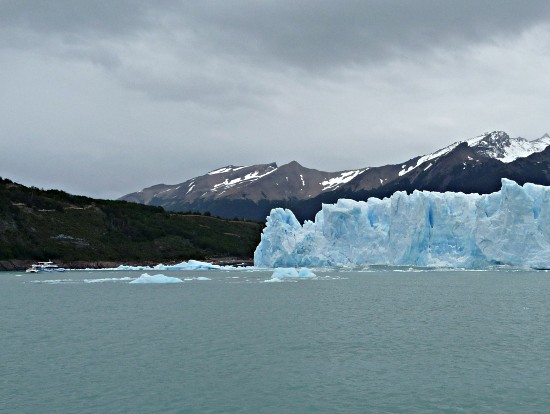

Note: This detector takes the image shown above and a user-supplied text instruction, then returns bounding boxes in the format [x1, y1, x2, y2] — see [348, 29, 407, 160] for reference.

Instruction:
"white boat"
[25, 261, 66, 273]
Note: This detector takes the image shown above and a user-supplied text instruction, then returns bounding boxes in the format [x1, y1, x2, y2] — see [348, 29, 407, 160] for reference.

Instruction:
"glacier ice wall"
[254, 179, 550, 269]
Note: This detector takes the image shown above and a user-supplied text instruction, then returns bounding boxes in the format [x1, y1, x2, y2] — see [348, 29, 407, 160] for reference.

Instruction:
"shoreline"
[0, 257, 254, 272]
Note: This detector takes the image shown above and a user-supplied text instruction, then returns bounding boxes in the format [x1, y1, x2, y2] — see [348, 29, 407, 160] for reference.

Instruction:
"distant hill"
[0, 178, 263, 268]
[121, 131, 550, 221]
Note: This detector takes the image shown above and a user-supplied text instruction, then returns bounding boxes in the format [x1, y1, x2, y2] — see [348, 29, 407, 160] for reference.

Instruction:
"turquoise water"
[2, 268, 549, 413]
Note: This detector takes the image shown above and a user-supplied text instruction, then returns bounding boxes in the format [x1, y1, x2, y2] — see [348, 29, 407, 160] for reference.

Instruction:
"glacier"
[254, 179, 550, 269]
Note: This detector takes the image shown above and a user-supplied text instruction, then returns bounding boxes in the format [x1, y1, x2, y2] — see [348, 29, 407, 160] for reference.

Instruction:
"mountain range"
[121, 131, 550, 222]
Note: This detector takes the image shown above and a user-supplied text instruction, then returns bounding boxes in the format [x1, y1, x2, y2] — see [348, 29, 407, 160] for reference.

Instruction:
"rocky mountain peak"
[283, 160, 302, 167]
[465, 131, 549, 163]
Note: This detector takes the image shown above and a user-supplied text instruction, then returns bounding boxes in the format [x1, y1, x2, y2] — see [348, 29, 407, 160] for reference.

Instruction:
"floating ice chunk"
[129, 273, 183, 284]
[160, 260, 224, 270]
[184, 276, 212, 281]
[270, 267, 316, 280]
[264, 277, 284, 283]
[272, 267, 299, 278]
[298, 268, 316, 278]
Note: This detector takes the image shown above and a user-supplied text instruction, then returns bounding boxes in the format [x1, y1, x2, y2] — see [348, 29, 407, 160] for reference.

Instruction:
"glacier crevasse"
[254, 179, 550, 269]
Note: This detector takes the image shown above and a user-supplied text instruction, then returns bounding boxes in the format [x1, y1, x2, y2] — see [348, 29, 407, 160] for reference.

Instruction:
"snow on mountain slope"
[211, 166, 278, 192]
[321, 169, 369, 190]
[398, 142, 461, 176]
[466, 131, 550, 162]
[208, 166, 248, 175]
[397, 131, 550, 177]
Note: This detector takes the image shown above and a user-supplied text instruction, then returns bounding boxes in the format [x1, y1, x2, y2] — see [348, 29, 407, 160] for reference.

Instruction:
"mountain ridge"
[121, 131, 550, 221]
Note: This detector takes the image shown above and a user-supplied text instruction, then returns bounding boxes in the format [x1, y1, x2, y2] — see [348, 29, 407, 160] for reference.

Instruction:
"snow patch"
[155, 187, 176, 196]
[321, 169, 367, 191]
[399, 142, 460, 177]
[398, 131, 550, 178]
[208, 166, 246, 175]
[211, 168, 277, 192]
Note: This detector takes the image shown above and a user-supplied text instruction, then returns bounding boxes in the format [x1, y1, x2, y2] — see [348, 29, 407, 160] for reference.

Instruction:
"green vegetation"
[0, 178, 263, 262]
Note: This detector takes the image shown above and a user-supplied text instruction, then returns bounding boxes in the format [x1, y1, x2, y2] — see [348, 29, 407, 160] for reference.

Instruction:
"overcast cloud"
[1, 1, 550, 198]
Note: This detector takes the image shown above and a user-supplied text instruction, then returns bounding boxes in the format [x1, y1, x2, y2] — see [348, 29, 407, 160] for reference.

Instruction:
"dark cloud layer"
[178, 1, 550, 69]
[4, 1, 550, 69]
[0, 0, 151, 37]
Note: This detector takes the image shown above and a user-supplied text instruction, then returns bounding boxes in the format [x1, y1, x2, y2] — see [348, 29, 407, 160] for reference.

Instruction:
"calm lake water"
[2, 268, 550, 413]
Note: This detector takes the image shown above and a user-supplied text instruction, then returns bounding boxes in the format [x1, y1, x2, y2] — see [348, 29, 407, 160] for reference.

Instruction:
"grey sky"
[2, 1, 550, 198]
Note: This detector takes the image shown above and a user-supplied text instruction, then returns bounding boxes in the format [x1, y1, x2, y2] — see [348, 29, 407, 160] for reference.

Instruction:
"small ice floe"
[264, 277, 284, 283]
[84, 277, 133, 283]
[297, 268, 316, 278]
[29, 279, 75, 284]
[129, 273, 183, 284]
[183, 276, 212, 281]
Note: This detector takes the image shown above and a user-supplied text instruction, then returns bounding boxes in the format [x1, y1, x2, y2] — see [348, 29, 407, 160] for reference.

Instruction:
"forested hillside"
[0, 178, 262, 267]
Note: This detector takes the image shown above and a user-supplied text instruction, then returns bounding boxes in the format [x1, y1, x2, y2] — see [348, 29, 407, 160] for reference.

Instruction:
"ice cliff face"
[254, 179, 550, 269]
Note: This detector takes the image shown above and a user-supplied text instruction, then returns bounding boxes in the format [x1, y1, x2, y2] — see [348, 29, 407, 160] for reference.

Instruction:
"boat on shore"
[25, 261, 66, 273]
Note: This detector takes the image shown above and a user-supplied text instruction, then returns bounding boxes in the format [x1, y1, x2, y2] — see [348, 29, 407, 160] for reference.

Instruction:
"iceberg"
[266, 267, 316, 282]
[254, 179, 550, 269]
[297, 268, 316, 278]
[156, 260, 225, 271]
[271, 267, 316, 279]
[272, 268, 300, 278]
